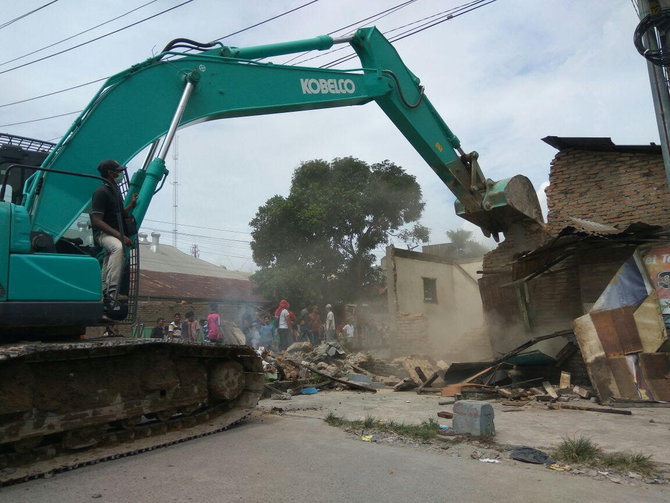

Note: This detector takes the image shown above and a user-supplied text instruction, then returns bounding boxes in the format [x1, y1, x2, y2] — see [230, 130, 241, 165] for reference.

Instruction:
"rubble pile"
[259, 341, 417, 391]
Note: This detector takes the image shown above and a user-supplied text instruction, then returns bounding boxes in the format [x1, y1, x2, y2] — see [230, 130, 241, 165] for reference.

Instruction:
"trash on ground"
[509, 446, 554, 465]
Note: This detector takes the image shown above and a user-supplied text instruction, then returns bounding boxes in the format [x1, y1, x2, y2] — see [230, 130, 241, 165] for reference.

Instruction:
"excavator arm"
[3, 27, 542, 330]
[24, 27, 540, 242]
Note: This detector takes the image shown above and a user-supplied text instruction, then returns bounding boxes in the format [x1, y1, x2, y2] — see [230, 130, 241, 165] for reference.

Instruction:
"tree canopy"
[250, 157, 428, 307]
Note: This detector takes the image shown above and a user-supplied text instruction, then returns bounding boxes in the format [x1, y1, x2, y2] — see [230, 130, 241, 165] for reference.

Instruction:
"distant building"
[131, 232, 264, 336]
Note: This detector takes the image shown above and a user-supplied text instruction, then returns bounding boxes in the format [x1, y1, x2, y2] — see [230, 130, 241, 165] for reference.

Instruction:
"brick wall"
[545, 149, 670, 234]
[480, 145, 668, 357]
[480, 220, 552, 353]
[391, 312, 430, 358]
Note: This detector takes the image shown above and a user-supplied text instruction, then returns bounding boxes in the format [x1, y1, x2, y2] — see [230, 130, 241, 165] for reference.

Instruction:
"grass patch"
[324, 414, 441, 442]
[325, 412, 346, 427]
[553, 437, 601, 463]
[552, 437, 656, 476]
[599, 452, 655, 475]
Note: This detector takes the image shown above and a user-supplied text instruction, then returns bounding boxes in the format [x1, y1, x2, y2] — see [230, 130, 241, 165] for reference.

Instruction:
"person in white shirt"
[325, 304, 335, 342]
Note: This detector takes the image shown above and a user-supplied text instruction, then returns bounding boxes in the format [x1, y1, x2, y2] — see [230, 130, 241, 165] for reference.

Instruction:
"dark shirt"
[150, 326, 165, 339]
[91, 183, 124, 233]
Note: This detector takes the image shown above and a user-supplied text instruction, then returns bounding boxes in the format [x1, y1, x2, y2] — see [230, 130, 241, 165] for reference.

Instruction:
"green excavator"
[0, 27, 542, 453]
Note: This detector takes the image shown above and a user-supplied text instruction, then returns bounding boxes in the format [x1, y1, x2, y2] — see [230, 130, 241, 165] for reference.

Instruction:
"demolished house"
[384, 245, 492, 361]
[478, 136, 670, 402]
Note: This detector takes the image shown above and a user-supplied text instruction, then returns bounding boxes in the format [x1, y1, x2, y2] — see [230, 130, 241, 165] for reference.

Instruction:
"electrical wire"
[280, 0, 417, 65]
[0, 77, 107, 109]
[0, 110, 82, 128]
[0, 0, 320, 110]
[320, 0, 497, 69]
[0, 1, 58, 30]
[0, 0, 160, 67]
[1, 0, 497, 128]
[143, 218, 251, 235]
[0, 0, 195, 76]
[141, 227, 251, 244]
[280, 0, 494, 68]
[209, 0, 319, 45]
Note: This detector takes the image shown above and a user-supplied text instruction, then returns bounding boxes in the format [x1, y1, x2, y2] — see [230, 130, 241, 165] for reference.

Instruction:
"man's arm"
[124, 193, 138, 214]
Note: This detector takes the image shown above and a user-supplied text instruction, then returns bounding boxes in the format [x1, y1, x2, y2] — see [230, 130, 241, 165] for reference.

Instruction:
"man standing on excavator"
[90, 159, 138, 310]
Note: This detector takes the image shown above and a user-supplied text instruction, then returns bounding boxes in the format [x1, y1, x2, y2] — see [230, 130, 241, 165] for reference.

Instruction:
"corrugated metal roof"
[139, 241, 251, 280]
[137, 239, 264, 302]
[139, 270, 264, 302]
[542, 136, 662, 154]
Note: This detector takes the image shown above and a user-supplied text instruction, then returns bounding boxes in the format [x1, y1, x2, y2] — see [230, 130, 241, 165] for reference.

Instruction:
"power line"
[0, 0, 320, 110]
[320, 0, 497, 69]
[143, 218, 251, 235]
[0, 0, 160, 67]
[280, 0, 417, 65]
[0, 77, 107, 109]
[0, 0, 195, 76]
[0, 110, 81, 128]
[0, 1, 58, 30]
[286, 0, 489, 67]
[140, 226, 251, 244]
[1, 0, 497, 127]
[210, 0, 319, 44]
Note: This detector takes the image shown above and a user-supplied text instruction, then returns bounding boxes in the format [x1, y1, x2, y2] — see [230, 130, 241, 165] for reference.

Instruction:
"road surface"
[2, 413, 667, 503]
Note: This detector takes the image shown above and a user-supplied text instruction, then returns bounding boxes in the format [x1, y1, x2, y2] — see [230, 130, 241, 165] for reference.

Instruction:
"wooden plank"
[559, 371, 571, 390]
[573, 313, 605, 363]
[300, 362, 377, 393]
[417, 369, 445, 394]
[634, 292, 668, 353]
[611, 306, 643, 355]
[640, 353, 670, 401]
[548, 403, 632, 415]
[610, 398, 670, 408]
[590, 310, 624, 357]
[542, 381, 558, 399]
[592, 356, 622, 403]
[441, 382, 488, 397]
[607, 357, 640, 400]
[414, 366, 428, 383]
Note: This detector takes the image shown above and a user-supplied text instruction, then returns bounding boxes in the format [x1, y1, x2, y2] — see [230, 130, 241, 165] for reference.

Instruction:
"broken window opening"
[423, 277, 437, 303]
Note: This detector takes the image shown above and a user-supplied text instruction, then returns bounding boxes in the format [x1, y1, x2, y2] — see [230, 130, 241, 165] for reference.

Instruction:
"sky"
[0, 0, 659, 272]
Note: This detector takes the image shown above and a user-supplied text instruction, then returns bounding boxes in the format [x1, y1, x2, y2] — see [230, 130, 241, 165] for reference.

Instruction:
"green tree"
[250, 157, 428, 306]
[445, 228, 490, 258]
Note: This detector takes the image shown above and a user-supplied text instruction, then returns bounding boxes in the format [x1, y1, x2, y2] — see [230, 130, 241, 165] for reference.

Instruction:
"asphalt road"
[2, 413, 667, 503]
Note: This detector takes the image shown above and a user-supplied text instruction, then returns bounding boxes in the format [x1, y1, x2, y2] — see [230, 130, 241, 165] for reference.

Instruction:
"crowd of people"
[147, 299, 356, 351]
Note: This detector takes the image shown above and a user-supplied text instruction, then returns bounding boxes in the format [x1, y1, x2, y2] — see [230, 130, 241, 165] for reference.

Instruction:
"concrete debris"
[453, 401, 495, 436]
[258, 342, 414, 393]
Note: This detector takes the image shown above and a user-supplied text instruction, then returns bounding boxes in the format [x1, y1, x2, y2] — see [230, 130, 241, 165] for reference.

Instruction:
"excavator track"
[0, 339, 264, 485]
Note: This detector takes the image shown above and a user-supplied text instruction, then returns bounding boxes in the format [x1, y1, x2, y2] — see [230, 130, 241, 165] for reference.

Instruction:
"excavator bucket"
[455, 175, 544, 240]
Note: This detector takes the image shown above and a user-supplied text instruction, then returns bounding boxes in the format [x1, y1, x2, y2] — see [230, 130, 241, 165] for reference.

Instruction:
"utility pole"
[635, 0, 670, 187]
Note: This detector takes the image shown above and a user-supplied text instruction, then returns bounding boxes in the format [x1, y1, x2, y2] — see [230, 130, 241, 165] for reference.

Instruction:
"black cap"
[97, 159, 126, 176]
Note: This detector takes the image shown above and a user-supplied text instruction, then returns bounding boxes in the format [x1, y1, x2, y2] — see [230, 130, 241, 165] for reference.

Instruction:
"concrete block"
[452, 400, 495, 436]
